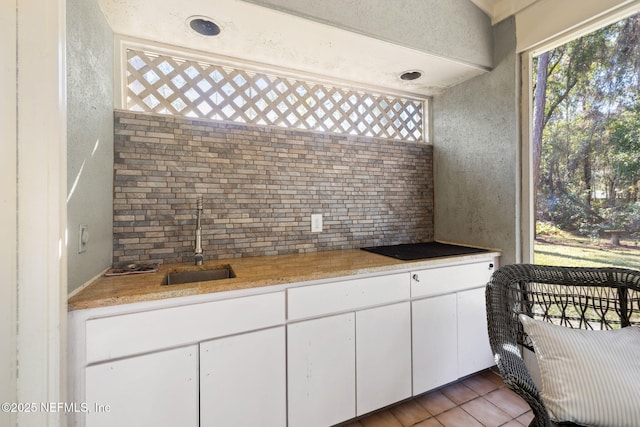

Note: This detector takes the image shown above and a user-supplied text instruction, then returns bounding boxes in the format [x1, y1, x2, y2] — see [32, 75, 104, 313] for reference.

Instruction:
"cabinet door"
[200, 326, 286, 427]
[457, 287, 494, 377]
[85, 345, 198, 427]
[412, 294, 458, 395]
[287, 313, 356, 427]
[356, 302, 412, 416]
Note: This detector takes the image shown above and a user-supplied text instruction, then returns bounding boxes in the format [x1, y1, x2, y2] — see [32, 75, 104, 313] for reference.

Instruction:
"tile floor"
[339, 369, 534, 427]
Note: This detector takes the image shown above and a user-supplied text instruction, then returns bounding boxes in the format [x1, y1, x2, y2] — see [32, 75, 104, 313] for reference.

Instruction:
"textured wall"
[67, 0, 114, 292]
[245, 0, 493, 69]
[432, 17, 519, 265]
[112, 111, 434, 266]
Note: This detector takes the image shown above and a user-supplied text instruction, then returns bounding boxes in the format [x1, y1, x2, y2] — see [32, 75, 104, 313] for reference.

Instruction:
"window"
[516, 4, 640, 264]
[124, 48, 426, 142]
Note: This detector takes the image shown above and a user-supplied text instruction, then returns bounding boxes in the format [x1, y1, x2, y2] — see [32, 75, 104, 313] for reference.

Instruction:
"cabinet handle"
[412, 274, 420, 282]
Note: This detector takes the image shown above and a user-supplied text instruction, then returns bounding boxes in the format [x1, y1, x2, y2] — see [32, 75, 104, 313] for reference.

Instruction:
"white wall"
[1, 1, 18, 426]
[66, 0, 114, 293]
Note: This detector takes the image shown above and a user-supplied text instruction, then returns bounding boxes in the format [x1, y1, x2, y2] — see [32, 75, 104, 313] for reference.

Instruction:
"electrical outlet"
[78, 224, 89, 253]
[311, 214, 323, 232]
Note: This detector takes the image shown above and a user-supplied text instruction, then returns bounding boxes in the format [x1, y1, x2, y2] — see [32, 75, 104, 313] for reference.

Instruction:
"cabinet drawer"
[288, 273, 409, 320]
[86, 291, 284, 364]
[411, 261, 495, 298]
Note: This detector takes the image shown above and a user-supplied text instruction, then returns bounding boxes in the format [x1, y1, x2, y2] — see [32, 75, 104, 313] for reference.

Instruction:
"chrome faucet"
[194, 195, 204, 265]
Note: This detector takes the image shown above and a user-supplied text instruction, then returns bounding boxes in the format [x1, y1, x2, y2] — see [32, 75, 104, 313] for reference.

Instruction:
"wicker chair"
[485, 264, 640, 427]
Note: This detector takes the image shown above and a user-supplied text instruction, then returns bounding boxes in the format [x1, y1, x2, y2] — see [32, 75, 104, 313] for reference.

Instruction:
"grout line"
[354, 370, 533, 427]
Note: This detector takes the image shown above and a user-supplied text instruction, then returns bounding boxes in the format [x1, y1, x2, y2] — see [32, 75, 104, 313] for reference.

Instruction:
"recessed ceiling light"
[187, 16, 221, 37]
[400, 70, 422, 81]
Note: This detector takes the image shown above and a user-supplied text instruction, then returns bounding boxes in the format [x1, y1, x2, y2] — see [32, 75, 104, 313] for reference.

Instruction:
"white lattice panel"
[126, 49, 424, 142]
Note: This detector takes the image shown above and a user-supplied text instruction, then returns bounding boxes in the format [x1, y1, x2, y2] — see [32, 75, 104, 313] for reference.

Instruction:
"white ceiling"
[98, 0, 533, 97]
[469, 0, 538, 24]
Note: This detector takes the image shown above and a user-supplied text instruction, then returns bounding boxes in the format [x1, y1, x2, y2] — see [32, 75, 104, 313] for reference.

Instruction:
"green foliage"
[535, 221, 562, 236]
[535, 13, 640, 237]
[538, 193, 596, 234]
[606, 107, 640, 192]
[601, 202, 640, 230]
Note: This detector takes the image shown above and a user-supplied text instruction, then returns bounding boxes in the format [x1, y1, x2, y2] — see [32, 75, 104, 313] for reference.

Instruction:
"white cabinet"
[72, 255, 499, 427]
[411, 260, 496, 395]
[287, 313, 356, 427]
[287, 275, 412, 425]
[412, 294, 458, 394]
[200, 326, 286, 427]
[356, 302, 412, 415]
[85, 345, 198, 427]
[457, 287, 494, 377]
[74, 291, 286, 427]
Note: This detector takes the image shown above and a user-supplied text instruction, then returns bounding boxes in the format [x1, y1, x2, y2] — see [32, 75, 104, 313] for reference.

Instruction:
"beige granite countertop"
[68, 247, 500, 311]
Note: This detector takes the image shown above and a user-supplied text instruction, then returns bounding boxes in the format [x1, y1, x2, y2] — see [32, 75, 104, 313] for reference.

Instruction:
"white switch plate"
[79, 224, 89, 253]
[311, 214, 323, 232]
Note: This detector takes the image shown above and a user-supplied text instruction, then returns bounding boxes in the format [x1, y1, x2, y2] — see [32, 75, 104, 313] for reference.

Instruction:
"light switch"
[79, 224, 89, 253]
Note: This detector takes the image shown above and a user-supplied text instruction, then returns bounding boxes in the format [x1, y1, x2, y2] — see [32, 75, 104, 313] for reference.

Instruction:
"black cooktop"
[361, 242, 489, 261]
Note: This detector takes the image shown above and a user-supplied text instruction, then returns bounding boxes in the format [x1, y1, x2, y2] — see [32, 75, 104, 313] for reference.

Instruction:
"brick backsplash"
[113, 110, 434, 265]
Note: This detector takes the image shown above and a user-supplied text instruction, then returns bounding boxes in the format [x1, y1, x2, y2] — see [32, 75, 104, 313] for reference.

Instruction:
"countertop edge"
[68, 249, 501, 312]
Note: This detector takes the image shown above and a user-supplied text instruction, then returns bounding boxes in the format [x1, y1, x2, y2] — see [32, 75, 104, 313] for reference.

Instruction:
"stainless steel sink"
[162, 266, 235, 285]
